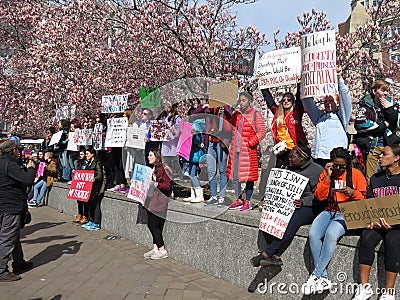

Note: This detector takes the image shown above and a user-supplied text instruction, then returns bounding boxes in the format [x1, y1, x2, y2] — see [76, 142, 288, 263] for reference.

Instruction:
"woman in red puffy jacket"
[227, 92, 266, 211]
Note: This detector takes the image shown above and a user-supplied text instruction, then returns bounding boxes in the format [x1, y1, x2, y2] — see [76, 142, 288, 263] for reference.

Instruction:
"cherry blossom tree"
[0, 0, 268, 135]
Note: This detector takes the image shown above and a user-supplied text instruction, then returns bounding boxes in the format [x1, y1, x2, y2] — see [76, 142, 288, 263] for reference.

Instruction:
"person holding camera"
[0, 140, 36, 281]
[261, 83, 307, 168]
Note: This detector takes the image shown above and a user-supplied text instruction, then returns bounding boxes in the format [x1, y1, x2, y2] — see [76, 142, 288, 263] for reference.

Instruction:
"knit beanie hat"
[0, 140, 18, 155]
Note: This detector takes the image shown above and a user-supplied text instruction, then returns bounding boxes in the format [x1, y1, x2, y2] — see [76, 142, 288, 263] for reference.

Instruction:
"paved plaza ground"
[0, 206, 262, 300]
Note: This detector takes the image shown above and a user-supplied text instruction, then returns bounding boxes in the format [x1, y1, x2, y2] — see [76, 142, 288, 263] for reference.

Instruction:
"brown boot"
[72, 214, 82, 224]
[79, 215, 88, 225]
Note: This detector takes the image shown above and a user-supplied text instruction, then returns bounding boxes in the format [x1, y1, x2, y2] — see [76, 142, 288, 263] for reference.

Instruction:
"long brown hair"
[149, 148, 163, 177]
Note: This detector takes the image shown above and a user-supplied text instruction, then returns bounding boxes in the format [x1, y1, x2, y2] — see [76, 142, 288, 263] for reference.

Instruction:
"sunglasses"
[333, 164, 346, 170]
[282, 97, 293, 102]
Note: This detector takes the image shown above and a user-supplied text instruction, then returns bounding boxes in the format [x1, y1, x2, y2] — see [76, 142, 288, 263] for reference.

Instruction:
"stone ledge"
[48, 182, 393, 299]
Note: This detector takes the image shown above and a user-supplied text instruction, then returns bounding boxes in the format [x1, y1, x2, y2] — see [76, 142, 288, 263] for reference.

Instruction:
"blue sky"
[234, 0, 352, 51]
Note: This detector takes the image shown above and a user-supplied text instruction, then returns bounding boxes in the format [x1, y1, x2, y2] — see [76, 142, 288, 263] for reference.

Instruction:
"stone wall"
[48, 183, 391, 299]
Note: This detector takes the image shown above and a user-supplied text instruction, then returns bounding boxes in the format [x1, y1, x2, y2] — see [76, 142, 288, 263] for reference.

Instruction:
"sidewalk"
[0, 206, 261, 300]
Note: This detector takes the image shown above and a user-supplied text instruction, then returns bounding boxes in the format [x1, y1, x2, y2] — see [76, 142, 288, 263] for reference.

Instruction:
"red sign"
[67, 170, 94, 202]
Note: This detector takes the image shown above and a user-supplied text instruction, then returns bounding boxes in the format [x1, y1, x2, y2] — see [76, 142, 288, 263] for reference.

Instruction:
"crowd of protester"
[0, 75, 399, 300]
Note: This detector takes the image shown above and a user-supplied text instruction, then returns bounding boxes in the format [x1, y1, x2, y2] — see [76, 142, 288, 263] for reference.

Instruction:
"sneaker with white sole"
[204, 196, 218, 206]
[302, 274, 319, 295]
[143, 249, 157, 258]
[352, 284, 373, 300]
[380, 293, 395, 300]
[150, 250, 168, 260]
[217, 196, 225, 206]
[316, 277, 332, 293]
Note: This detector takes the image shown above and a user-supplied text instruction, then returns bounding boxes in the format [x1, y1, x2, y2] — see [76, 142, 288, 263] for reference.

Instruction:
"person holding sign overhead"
[261, 83, 307, 168]
[352, 144, 400, 300]
[81, 148, 105, 231]
[227, 91, 266, 211]
[303, 147, 367, 295]
[302, 67, 352, 167]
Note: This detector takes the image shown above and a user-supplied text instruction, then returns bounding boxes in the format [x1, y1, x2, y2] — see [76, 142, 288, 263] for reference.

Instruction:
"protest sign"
[176, 121, 193, 161]
[300, 30, 337, 98]
[101, 94, 128, 113]
[140, 87, 161, 108]
[104, 117, 128, 147]
[92, 123, 104, 150]
[339, 195, 400, 230]
[75, 129, 93, 146]
[67, 131, 79, 151]
[126, 124, 147, 149]
[259, 168, 309, 239]
[208, 80, 238, 108]
[149, 120, 170, 141]
[35, 162, 46, 182]
[67, 170, 94, 202]
[127, 164, 153, 205]
[257, 47, 301, 89]
[48, 131, 63, 146]
[222, 48, 256, 75]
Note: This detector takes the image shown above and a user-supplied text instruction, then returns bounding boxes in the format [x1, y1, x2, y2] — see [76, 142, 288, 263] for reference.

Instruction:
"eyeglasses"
[333, 164, 347, 170]
[282, 97, 293, 102]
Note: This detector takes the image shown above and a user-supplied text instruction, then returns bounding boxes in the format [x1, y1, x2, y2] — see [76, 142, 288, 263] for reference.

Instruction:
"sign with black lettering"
[339, 195, 400, 230]
[259, 168, 309, 239]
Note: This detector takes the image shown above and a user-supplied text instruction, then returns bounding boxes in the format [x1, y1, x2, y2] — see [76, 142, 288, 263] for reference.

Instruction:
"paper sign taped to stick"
[208, 80, 238, 108]
[257, 47, 301, 89]
[67, 170, 94, 202]
[300, 30, 338, 98]
[259, 168, 309, 239]
[339, 195, 400, 230]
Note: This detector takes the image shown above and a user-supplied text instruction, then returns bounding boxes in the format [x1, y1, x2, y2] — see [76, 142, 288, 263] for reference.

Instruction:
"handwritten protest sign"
[259, 168, 309, 239]
[339, 195, 400, 230]
[208, 80, 238, 108]
[149, 120, 170, 141]
[67, 170, 94, 202]
[127, 164, 153, 205]
[300, 30, 337, 98]
[222, 48, 256, 75]
[35, 162, 46, 182]
[126, 124, 147, 149]
[101, 94, 128, 113]
[140, 87, 161, 109]
[67, 131, 79, 151]
[104, 117, 128, 147]
[92, 123, 104, 150]
[48, 131, 63, 146]
[257, 47, 301, 89]
[75, 129, 93, 146]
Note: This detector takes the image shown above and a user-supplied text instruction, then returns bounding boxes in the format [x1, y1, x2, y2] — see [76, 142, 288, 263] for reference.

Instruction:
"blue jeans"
[59, 150, 71, 180]
[309, 210, 347, 278]
[33, 180, 47, 205]
[188, 162, 200, 188]
[206, 142, 228, 197]
[232, 152, 254, 200]
[67, 151, 79, 173]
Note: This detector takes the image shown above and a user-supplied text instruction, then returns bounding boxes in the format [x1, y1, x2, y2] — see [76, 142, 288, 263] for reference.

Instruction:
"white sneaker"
[302, 274, 319, 295]
[107, 185, 120, 191]
[316, 277, 332, 293]
[143, 248, 157, 258]
[352, 284, 373, 300]
[380, 293, 395, 300]
[150, 250, 168, 260]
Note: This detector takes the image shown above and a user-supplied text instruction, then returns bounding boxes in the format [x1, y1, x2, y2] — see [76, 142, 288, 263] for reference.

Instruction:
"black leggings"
[88, 195, 102, 225]
[147, 211, 165, 248]
[359, 228, 400, 273]
[77, 200, 89, 217]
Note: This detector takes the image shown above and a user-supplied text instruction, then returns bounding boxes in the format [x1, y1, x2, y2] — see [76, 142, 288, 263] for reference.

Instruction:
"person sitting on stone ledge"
[251, 141, 324, 268]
